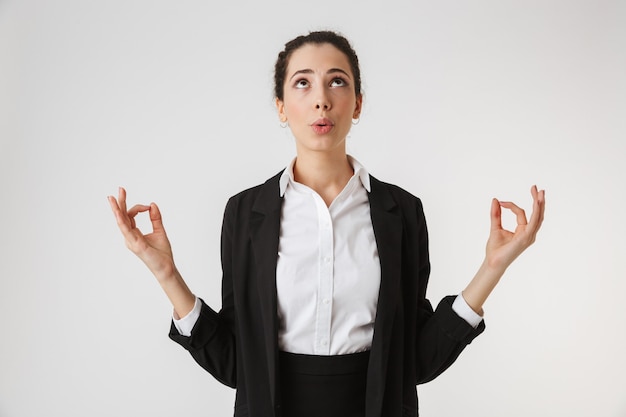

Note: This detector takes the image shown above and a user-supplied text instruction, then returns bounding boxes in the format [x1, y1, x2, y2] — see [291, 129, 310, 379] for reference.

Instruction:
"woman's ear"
[353, 94, 363, 119]
[276, 98, 287, 123]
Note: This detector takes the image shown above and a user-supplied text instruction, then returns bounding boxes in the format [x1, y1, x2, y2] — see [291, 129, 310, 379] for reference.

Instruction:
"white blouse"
[275, 156, 380, 355]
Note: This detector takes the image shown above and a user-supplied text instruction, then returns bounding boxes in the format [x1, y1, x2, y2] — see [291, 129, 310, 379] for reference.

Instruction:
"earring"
[352, 118, 360, 126]
[280, 121, 288, 128]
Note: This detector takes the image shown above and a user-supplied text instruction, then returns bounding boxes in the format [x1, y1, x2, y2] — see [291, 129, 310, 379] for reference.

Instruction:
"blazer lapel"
[366, 176, 403, 417]
[249, 172, 283, 410]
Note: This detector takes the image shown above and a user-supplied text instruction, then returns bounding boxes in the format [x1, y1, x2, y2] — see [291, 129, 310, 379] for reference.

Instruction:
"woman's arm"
[411, 186, 544, 383]
[462, 185, 546, 314]
[109, 187, 237, 386]
[108, 187, 196, 318]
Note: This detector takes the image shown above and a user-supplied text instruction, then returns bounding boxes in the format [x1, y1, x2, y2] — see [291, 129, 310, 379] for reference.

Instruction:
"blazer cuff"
[169, 298, 221, 350]
[433, 295, 486, 343]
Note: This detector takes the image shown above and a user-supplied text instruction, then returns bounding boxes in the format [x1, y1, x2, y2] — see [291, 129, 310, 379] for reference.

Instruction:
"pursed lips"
[311, 117, 334, 127]
[310, 118, 334, 135]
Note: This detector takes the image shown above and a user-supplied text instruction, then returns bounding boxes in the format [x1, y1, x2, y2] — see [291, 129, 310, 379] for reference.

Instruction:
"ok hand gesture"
[485, 185, 546, 271]
[463, 185, 546, 314]
[108, 187, 176, 281]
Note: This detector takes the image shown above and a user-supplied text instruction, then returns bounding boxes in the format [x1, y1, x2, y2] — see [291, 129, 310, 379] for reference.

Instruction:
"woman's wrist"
[150, 260, 178, 284]
[157, 268, 196, 318]
[462, 259, 507, 313]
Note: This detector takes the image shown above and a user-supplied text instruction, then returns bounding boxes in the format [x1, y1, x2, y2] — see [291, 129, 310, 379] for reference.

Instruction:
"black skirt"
[278, 350, 370, 417]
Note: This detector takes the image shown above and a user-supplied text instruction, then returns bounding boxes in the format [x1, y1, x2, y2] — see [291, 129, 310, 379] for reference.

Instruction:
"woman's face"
[276, 43, 362, 158]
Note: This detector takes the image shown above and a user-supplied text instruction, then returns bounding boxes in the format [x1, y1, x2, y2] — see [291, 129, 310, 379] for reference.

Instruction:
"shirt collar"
[279, 155, 371, 197]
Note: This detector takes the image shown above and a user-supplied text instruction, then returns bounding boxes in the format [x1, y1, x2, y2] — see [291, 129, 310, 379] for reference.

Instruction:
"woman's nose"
[315, 89, 331, 110]
[315, 100, 330, 110]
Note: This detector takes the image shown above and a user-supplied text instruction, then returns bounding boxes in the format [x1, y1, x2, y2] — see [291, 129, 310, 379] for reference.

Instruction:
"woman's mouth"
[311, 118, 334, 135]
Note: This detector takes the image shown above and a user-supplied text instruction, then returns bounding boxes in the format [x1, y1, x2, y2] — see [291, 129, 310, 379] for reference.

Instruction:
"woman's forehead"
[286, 43, 353, 78]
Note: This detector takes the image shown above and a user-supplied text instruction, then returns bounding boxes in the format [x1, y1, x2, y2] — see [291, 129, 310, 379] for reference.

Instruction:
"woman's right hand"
[108, 187, 176, 281]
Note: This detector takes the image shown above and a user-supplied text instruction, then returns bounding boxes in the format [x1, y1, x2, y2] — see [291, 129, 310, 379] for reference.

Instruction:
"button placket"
[313, 193, 333, 355]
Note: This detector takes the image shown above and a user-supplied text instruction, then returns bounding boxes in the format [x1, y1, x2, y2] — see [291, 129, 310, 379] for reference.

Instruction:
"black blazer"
[170, 171, 485, 417]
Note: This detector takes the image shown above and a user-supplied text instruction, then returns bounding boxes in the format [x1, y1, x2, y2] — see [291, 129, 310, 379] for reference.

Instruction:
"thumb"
[149, 202, 166, 234]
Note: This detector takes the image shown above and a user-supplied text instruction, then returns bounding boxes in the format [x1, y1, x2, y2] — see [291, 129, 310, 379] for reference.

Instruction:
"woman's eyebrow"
[289, 68, 351, 81]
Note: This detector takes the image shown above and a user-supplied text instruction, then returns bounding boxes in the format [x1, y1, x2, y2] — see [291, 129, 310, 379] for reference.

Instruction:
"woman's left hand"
[484, 185, 546, 272]
[462, 185, 546, 314]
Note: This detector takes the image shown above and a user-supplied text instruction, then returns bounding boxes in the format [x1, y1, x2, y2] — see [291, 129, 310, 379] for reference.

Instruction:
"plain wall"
[1, 0, 625, 416]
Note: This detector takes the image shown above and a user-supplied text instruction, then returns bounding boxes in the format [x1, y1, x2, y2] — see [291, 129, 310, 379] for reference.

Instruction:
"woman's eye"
[295, 79, 309, 89]
[330, 78, 347, 87]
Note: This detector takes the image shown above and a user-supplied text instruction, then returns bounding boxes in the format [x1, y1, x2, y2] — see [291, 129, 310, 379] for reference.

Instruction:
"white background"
[1, 1, 625, 416]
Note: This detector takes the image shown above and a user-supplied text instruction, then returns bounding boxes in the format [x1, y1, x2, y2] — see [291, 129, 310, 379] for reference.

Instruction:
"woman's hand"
[462, 185, 546, 314]
[108, 187, 196, 317]
[485, 185, 546, 272]
[108, 187, 176, 281]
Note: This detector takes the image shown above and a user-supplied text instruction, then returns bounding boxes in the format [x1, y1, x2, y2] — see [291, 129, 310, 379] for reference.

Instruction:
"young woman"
[108, 31, 545, 417]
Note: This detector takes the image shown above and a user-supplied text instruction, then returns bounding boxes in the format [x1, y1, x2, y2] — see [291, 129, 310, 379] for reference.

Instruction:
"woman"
[108, 31, 545, 417]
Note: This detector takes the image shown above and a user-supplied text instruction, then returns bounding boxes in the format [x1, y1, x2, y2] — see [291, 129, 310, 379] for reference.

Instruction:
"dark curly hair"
[273, 31, 362, 101]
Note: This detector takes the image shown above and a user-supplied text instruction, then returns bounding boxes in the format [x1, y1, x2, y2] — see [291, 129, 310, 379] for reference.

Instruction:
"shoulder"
[369, 175, 429, 239]
[224, 170, 284, 213]
[369, 174, 424, 210]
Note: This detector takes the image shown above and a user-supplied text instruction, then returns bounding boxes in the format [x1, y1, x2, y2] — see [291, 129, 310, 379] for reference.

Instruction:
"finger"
[527, 185, 546, 232]
[531, 184, 538, 201]
[107, 195, 120, 214]
[108, 195, 129, 224]
[498, 201, 528, 226]
[537, 190, 546, 225]
[127, 204, 151, 218]
[108, 195, 129, 229]
[149, 202, 166, 234]
[125, 204, 150, 229]
[118, 187, 128, 214]
[490, 198, 502, 231]
[109, 195, 148, 232]
[108, 196, 135, 235]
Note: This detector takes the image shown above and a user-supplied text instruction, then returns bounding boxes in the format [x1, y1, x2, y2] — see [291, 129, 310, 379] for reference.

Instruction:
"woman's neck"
[293, 152, 353, 207]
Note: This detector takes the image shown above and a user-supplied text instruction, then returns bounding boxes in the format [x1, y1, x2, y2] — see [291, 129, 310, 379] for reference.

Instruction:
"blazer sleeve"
[410, 197, 486, 384]
[414, 296, 485, 384]
[168, 197, 238, 388]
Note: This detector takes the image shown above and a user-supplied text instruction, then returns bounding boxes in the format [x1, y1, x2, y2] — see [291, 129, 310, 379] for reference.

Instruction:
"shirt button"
[323, 298, 330, 305]
[324, 257, 331, 264]
[321, 339, 328, 346]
